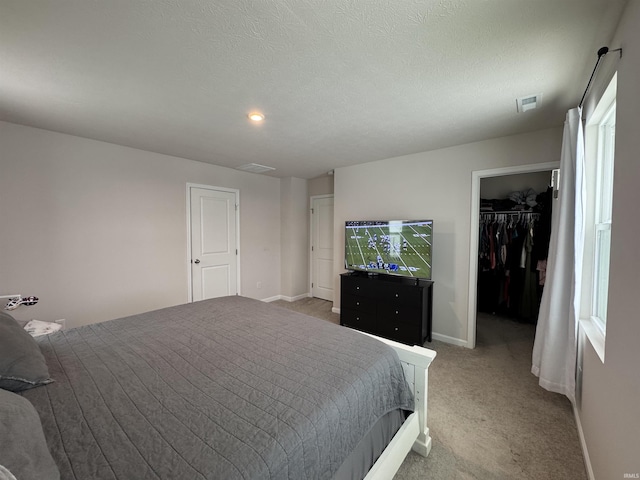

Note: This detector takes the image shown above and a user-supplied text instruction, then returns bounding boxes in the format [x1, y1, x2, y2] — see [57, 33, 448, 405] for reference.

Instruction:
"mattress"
[21, 296, 414, 479]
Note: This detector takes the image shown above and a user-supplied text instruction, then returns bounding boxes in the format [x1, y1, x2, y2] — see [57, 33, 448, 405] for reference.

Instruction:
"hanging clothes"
[519, 223, 540, 320]
[477, 212, 546, 322]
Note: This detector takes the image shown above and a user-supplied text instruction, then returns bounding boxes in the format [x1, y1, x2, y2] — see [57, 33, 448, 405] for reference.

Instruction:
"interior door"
[190, 187, 238, 301]
[311, 195, 334, 301]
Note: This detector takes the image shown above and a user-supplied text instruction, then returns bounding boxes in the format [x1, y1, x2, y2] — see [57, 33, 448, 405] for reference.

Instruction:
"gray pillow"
[0, 311, 53, 392]
[0, 389, 60, 480]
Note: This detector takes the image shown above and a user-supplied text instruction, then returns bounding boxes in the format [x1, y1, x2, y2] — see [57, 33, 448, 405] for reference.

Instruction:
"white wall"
[280, 176, 309, 300]
[576, 1, 640, 478]
[333, 127, 562, 343]
[0, 121, 281, 327]
[308, 174, 334, 196]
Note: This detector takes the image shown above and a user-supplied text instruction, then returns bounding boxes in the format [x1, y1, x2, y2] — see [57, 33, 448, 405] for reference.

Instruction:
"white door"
[311, 195, 334, 301]
[190, 187, 238, 301]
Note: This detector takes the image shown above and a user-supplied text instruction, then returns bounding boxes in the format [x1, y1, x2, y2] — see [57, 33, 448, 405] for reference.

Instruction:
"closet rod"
[480, 211, 540, 215]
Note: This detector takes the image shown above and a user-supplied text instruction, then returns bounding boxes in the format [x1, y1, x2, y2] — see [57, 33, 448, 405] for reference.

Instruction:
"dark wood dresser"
[340, 272, 433, 345]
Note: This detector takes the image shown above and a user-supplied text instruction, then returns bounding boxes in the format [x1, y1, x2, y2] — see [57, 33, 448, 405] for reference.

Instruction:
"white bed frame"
[359, 333, 437, 480]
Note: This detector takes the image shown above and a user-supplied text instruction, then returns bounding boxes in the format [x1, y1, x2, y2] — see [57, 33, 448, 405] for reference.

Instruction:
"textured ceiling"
[0, 0, 628, 179]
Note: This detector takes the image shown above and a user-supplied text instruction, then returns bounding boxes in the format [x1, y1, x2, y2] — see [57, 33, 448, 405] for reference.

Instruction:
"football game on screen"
[345, 220, 432, 279]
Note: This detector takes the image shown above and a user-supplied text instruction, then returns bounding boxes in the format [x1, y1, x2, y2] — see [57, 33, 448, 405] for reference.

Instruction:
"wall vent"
[516, 94, 542, 113]
[235, 163, 276, 174]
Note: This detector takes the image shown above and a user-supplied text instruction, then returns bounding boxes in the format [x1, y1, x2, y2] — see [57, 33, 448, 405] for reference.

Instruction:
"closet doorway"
[467, 162, 559, 348]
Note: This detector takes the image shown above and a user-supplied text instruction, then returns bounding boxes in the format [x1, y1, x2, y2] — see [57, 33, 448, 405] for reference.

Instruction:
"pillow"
[0, 389, 60, 480]
[0, 311, 53, 392]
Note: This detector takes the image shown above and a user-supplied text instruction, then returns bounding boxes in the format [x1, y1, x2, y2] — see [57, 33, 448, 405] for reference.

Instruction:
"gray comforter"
[22, 296, 413, 480]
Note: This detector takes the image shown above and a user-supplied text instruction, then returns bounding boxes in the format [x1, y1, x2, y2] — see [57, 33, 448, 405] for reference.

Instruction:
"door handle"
[193, 259, 201, 264]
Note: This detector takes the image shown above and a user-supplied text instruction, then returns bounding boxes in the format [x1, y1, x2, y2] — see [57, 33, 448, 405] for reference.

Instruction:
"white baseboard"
[280, 293, 311, 302]
[261, 293, 311, 303]
[431, 332, 467, 347]
[572, 401, 595, 480]
[332, 307, 340, 314]
[261, 295, 282, 303]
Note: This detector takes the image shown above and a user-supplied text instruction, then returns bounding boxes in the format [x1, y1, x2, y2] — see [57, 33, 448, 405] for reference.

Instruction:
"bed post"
[360, 332, 437, 457]
[411, 360, 432, 456]
[359, 335, 437, 480]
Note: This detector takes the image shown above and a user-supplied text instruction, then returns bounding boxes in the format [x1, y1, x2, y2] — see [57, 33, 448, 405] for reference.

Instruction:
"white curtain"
[532, 107, 585, 401]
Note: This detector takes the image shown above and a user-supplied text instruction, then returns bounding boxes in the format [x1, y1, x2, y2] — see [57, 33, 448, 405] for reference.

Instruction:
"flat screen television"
[344, 220, 433, 280]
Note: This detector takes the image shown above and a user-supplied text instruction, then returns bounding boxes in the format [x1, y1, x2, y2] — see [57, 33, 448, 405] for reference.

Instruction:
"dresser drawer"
[341, 294, 377, 313]
[377, 303, 422, 325]
[378, 320, 422, 345]
[377, 286, 423, 306]
[341, 277, 378, 297]
[340, 308, 376, 333]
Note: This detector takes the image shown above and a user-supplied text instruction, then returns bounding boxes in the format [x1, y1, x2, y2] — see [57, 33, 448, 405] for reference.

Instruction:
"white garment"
[24, 319, 62, 337]
[531, 107, 585, 401]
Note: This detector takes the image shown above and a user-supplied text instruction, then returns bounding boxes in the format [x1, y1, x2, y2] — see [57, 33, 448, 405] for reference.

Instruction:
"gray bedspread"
[21, 296, 413, 480]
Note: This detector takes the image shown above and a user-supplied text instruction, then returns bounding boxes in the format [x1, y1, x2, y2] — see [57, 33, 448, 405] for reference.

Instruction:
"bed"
[0, 296, 436, 480]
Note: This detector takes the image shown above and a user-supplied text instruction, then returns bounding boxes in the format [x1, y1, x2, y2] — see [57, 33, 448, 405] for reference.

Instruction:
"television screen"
[345, 220, 433, 280]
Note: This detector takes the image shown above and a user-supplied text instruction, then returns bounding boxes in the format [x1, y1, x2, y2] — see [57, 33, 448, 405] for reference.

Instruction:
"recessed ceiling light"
[248, 112, 265, 122]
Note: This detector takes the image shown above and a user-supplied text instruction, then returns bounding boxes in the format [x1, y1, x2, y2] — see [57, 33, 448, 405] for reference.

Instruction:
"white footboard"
[360, 333, 437, 480]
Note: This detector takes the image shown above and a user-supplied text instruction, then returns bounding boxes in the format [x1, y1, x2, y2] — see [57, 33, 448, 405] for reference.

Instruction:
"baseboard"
[332, 307, 340, 314]
[430, 332, 467, 347]
[572, 401, 595, 480]
[280, 293, 311, 302]
[262, 293, 311, 303]
[261, 295, 282, 303]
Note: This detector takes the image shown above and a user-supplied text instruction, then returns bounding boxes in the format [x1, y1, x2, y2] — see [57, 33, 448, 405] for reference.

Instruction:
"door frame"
[309, 194, 334, 299]
[467, 162, 559, 348]
[186, 183, 241, 302]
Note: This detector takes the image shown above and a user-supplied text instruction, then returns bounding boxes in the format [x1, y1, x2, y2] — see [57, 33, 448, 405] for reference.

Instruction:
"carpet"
[272, 298, 587, 480]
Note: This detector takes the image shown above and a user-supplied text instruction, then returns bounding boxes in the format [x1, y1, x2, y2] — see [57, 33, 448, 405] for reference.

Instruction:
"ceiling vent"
[235, 163, 276, 174]
[516, 94, 542, 113]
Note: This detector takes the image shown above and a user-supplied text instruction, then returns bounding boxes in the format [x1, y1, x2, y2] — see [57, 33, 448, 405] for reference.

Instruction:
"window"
[591, 102, 615, 332]
[581, 73, 616, 361]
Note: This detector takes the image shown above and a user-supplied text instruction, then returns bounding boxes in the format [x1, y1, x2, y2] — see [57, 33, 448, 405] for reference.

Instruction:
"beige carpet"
[272, 298, 586, 480]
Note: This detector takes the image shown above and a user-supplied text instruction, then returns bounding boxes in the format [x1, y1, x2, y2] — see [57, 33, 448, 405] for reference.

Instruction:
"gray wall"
[308, 174, 334, 196]
[333, 127, 562, 344]
[576, 1, 640, 478]
[0, 121, 282, 327]
[280, 177, 310, 300]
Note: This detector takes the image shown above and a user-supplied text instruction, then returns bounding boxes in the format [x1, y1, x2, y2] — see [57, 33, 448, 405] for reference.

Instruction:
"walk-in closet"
[476, 171, 554, 327]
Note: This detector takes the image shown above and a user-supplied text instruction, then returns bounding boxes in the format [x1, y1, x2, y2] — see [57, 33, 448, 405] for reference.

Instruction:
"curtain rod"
[578, 46, 622, 109]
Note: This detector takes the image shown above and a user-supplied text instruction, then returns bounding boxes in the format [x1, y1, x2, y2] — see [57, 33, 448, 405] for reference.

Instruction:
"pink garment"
[537, 259, 547, 286]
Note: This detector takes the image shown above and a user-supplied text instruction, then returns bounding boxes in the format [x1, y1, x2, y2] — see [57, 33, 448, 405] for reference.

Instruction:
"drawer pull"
[356, 317, 360, 321]
[395, 293, 399, 298]
[394, 327, 399, 331]
[356, 301, 360, 306]
[395, 310, 399, 314]
[356, 286, 360, 290]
